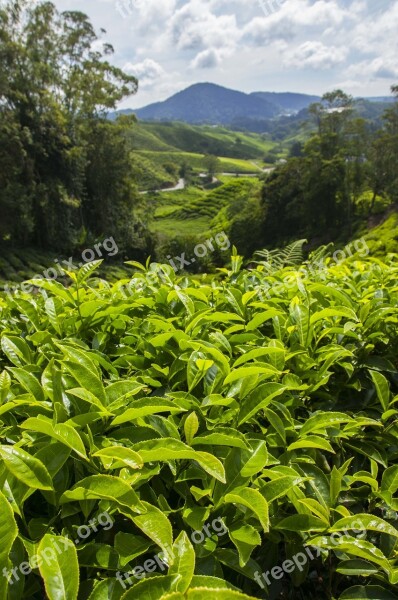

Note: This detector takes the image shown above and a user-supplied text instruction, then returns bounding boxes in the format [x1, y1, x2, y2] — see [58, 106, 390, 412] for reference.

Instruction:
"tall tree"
[380, 85, 398, 203]
[261, 90, 372, 246]
[0, 0, 138, 252]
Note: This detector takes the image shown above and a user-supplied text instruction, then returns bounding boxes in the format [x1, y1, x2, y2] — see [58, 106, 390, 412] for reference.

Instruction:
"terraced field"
[139, 151, 261, 174]
[149, 179, 261, 241]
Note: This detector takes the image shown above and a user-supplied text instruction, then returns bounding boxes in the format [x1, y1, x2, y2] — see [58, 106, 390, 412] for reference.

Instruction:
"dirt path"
[140, 178, 185, 194]
[139, 167, 275, 194]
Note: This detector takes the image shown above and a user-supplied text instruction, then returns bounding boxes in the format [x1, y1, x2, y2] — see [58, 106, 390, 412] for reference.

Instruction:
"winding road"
[139, 167, 274, 194]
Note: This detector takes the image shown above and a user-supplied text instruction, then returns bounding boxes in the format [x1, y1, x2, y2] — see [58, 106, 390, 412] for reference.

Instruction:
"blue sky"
[53, 0, 398, 108]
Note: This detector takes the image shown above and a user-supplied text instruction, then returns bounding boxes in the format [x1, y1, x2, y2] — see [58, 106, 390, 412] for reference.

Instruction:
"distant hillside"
[251, 91, 321, 113]
[134, 83, 278, 124]
[353, 98, 393, 125]
[112, 83, 395, 132]
[126, 121, 275, 159]
[131, 85, 322, 125]
[365, 96, 396, 103]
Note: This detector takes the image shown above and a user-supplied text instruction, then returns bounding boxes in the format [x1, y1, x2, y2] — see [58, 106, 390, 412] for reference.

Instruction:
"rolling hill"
[114, 83, 394, 131]
[133, 83, 279, 124]
[250, 91, 321, 113]
[126, 121, 276, 159]
[123, 120, 281, 190]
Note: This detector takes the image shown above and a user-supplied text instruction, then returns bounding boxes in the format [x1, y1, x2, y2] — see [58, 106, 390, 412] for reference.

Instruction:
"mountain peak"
[134, 83, 279, 125]
[133, 83, 327, 126]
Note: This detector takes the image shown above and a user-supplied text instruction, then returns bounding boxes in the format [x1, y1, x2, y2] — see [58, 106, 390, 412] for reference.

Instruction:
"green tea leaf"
[339, 585, 398, 599]
[21, 417, 87, 459]
[38, 534, 79, 600]
[238, 383, 288, 425]
[193, 428, 249, 451]
[225, 488, 269, 532]
[300, 412, 352, 435]
[229, 524, 261, 567]
[184, 413, 199, 446]
[288, 436, 335, 453]
[275, 515, 327, 532]
[336, 560, 379, 576]
[261, 476, 307, 503]
[111, 399, 186, 426]
[0, 490, 18, 599]
[88, 578, 125, 600]
[370, 370, 390, 411]
[93, 447, 143, 470]
[132, 502, 174, 564]
[0, 445, 53, 490]
[134, 439, 226, 483]
[224, 365, 280, 386]
[188, 588, 259, 599]
[60, 475, 144, 511]
[381, 465, 398, 495]
[169, 531, 195, 592]
[330, 514, 398, 539]
[240, 441, 268, 476]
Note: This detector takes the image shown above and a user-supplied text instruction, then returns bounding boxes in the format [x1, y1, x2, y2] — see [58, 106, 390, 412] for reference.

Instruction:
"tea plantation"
[0, 253, 397, 599]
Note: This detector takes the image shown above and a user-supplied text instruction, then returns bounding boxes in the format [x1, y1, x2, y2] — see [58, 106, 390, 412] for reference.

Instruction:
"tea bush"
[0, 254, 397, 600]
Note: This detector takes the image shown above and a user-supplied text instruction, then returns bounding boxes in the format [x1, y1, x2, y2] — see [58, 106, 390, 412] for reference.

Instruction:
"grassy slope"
[127, 122, 277, 191]
[138, 151, 260, 174]
[347, 192, 398, 256]
[133, 121, 276, 159]
[128, 126, 175, 152]
[131, 152, 176, 190]
[362, 210, 398, 255]
[149, 179, 261, 239]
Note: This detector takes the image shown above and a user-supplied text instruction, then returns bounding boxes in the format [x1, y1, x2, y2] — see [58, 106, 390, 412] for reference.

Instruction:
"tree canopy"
[0, 0, 139, 253]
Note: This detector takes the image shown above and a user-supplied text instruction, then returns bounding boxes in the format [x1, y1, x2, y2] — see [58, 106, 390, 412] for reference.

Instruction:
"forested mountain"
[134, 83, 279, 124]
[250, 91, 321, 113]
[127, 84, 393, 128]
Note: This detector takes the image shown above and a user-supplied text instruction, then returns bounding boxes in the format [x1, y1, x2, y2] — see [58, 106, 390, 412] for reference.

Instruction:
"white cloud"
[243, 0, 349, 45]
[54, 0, 397, 104]
[284, 41, 348, 69]
[190, 48, 223, 69]
[123, 58, 165, 88]
[168, 0, 240, 52]
[345, 58, 398, 81]
[350, 1, 398, 54]
[120, 0, 177, 32]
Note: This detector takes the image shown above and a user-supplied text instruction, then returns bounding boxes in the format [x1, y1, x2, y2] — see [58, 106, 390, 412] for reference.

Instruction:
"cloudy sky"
[53, 0, 398, 108]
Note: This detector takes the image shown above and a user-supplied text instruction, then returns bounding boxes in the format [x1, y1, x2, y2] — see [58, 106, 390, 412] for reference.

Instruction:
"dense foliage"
[0, 1, 139, 254]
[261, 89, 398, 248]
[0, 253, 398, 599]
